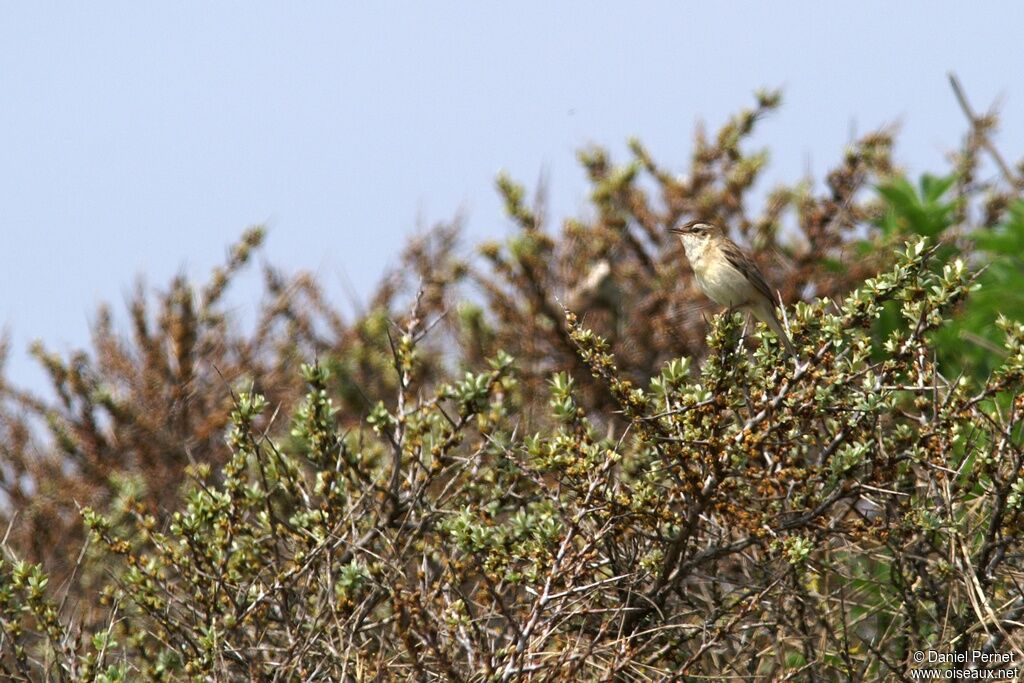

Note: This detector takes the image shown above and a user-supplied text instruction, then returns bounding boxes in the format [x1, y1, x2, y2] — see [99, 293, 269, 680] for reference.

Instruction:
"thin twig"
[948, 72, 1021, 188]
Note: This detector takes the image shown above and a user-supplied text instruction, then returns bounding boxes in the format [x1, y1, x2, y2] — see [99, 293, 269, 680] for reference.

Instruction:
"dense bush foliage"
[1, 86, 1024, 680]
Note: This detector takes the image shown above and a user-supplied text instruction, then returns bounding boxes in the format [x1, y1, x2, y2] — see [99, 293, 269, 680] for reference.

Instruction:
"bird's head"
[669, 221, 722, 248]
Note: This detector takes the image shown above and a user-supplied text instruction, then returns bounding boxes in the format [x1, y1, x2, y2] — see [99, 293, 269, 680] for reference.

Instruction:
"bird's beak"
[668, 226, 685, 235]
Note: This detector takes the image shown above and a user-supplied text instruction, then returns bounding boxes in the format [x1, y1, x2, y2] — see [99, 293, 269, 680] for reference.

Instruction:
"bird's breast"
[690, 253, 754, 308]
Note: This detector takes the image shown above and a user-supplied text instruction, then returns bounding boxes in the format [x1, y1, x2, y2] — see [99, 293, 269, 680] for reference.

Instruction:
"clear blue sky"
[2, 2, 1023, 391]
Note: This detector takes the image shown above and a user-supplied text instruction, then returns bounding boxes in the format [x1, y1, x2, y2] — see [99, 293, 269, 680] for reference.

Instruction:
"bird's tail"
[752, 303, 798, 358]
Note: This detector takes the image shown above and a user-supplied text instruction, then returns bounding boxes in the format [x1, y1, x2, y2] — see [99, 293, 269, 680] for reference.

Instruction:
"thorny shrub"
[1, 84, 1024, 679]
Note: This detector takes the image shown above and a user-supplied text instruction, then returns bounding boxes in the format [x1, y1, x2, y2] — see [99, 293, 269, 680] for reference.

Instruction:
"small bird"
[669, 220, 797, 357]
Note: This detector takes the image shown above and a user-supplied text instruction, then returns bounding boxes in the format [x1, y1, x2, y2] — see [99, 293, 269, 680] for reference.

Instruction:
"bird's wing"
[721, 239, 779, 307]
